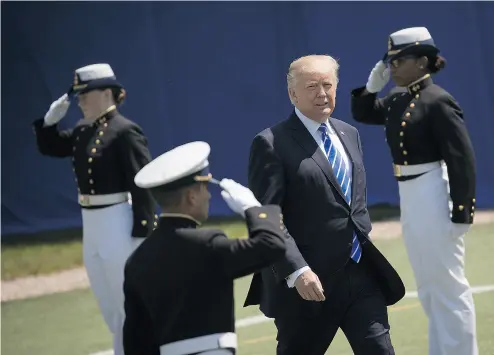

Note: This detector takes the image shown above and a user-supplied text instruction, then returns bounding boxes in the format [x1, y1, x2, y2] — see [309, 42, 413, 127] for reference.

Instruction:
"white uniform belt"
[393, 161, 441, 177]
[78, 192, 129, 207]
[160, 332, 237, 355]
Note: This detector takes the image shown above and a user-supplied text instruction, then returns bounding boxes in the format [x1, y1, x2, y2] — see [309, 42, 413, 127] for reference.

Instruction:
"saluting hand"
[219, 178, 261, 218]
[294, 269, 326, 302]
[365, 60, 390, 94]
[44, 93, 71, 126]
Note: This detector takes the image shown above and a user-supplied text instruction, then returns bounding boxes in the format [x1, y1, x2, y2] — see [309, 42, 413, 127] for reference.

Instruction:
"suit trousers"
[82, 202, 144, 355]
[398, 164, 478, 355]
[274, 255, 394, 355]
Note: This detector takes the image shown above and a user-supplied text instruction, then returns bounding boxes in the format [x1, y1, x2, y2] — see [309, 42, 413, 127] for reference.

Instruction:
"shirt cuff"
[285, 266, 311, 288]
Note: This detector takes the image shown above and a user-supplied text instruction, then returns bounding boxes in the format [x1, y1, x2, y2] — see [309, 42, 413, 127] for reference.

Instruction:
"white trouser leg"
[83, 251, 116, 332]
[82, 202, 144, 355]
[398, 166, 478, 355]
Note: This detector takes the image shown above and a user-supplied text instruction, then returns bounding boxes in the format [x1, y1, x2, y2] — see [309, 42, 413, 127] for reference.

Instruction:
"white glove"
[220, 178, 261, 218]
[44, 94, 71, 126]
[365, 60, 390, 93]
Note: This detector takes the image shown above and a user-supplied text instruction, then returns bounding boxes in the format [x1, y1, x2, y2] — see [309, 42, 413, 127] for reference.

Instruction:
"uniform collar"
[407, 74, 433, 94]
[159, 213, 201, 228]
[92, 105, 118, 126]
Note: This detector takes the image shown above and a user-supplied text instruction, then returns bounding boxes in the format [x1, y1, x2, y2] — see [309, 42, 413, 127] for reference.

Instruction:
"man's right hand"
[365, 60, 390, 94]
[44, 94, 71, 126]
[294, 269, 325, 302]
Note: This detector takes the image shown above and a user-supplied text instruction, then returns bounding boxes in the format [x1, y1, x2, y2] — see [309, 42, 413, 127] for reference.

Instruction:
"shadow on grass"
[1, 204, 401, 247]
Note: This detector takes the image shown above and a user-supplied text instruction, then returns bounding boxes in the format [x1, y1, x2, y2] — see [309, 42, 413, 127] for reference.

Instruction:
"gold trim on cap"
[72, 84, 88, 90]
[194, 173, 213, 182]
[387, 49, 401, 56]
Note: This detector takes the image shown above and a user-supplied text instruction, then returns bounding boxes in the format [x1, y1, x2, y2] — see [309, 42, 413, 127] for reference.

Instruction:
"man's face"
[289, 61, 336, 123]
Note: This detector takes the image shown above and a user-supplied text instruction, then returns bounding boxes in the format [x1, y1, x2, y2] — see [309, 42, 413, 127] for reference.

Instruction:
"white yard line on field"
[89, 284, 494, 355]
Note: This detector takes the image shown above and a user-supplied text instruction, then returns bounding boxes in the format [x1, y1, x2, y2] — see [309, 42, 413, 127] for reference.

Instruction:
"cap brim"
[67, 78, 124, 97]
[134, 141, 212, 189]
[384, 44, 439, 63]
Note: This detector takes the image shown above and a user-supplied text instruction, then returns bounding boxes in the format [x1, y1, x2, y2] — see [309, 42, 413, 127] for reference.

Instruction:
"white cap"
[76, 63, 116, 81]
[389, 27, 432, 46]
[70, 63, 123, 97]
[384, 26, 437, 63]
[135, 141, 212, 189]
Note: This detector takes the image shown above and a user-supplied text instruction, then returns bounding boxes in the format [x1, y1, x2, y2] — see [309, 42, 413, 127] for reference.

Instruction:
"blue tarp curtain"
[2, 1, 493, 235]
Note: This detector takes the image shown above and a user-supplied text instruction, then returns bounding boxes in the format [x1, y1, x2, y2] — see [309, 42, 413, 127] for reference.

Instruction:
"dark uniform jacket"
[122, 206, 287, 355]
[350, 75, 476, 224]
[32, 107, 156, 237]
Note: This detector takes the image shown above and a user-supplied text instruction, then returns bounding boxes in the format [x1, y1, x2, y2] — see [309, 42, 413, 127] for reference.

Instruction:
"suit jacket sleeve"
[248, 133, 308, 282]
[118, 124, 157, 237]
[32, 118, 73, 158]
[209, 205, 287, 279]
[123, 273, 160, 355]
[350, 86, 387, 125]
[431, 94, 476, 224]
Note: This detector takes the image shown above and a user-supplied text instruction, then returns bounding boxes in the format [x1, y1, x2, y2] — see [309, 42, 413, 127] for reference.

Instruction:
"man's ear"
[185, 184, 202, 207]
[288, 87, 297, 104]
[185, 187, 195, 206]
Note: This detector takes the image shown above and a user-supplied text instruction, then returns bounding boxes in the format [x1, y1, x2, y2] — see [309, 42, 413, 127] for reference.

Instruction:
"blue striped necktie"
[318, 124, 362, 263]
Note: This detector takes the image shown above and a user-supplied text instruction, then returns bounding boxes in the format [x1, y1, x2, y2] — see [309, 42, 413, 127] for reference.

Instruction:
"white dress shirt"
[285, 108, 352, 288]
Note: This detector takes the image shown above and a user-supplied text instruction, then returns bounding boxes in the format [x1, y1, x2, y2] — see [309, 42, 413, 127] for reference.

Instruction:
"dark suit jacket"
[244, 111, 405, 318]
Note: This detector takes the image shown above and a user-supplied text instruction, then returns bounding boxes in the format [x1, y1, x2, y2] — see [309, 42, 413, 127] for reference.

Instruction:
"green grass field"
[1, 205, 400, 280]
[2, 223, 493, 355]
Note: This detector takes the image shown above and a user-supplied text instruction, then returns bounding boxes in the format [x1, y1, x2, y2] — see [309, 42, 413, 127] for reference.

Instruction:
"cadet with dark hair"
[351, 27, 478, 355]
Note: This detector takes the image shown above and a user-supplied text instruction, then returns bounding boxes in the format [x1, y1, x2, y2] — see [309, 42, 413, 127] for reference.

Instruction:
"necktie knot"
[318, 124, 329, 137]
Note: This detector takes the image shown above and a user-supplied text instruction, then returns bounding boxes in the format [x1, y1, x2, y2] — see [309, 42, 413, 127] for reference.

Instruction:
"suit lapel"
[287, 113, 348, 205]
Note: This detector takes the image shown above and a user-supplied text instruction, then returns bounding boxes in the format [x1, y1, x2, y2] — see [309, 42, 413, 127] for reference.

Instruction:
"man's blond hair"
[286, 54, 340, 90]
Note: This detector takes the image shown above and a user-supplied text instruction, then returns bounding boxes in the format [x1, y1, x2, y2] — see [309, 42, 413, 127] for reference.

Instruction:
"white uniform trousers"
[398, 163, 478, 355]
[82, 202, 144, 355]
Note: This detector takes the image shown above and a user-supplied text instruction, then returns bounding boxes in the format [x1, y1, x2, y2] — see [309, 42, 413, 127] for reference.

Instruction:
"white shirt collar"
[294, 107, 333, 137]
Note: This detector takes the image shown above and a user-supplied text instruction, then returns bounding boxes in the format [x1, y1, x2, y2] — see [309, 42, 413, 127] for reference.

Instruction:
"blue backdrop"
[2, 1, 493, 236]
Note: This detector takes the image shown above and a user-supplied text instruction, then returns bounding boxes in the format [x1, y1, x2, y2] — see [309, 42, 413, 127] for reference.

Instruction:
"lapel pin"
[340, 131, 345, 135]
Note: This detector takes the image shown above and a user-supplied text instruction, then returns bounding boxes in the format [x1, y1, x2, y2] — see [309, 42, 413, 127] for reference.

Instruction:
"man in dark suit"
[243, 55, 406, 355]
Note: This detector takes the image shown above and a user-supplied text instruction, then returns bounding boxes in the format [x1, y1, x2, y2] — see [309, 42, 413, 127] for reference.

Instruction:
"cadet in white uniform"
[33, 64, 157, 355]
[351, 27, 478, 355]
[122, 141, 287, 355]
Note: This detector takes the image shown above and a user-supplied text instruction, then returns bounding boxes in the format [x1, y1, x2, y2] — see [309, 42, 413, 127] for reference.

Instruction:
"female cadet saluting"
[32, 63, 157, 355]
[350, 27, 478, 355]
